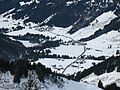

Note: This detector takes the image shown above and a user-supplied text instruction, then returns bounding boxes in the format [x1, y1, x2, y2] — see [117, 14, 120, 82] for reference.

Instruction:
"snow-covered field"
[33, 58, 101, 75]
[19, 0, 40, 6]
[85, 31, 120, 57]
[50, 45, 84, 57]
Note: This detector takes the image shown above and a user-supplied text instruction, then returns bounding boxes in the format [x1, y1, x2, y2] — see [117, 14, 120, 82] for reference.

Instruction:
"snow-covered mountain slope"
[0, 72, 102, 90]
[1, 9, 119, 58]
[0, 0, 120, 89]
[0, 7, 119, 74]
[0, 0, 119, 33]
[50, 10, 117, 40]
[0, 34, 26, 59]
[82, 71, 120, 87]
[43, 79, 102, 90]
[74, 56, 120, 88]
[85, 30, 120, 57]
[0, 4, 119, 77]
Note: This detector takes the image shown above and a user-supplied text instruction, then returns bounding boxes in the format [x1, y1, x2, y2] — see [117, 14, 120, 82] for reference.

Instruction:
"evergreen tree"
[104, 83, 120, 90]
[13, 68, 20, 83]
[98, 80, 104, 89]
[116, 50, 120, 55]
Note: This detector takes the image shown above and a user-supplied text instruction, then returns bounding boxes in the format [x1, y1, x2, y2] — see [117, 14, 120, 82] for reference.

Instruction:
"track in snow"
[46, 29, 87, 74]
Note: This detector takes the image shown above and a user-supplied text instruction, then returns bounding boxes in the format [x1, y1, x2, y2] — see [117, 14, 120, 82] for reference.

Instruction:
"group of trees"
[12, 32, 66, 46]
[80, 16, 120, 42]
[0, 58, 65, 87]
[12, 59, 53, 83]
[74, 55, 120, 90]
[98, 80, 104, 89]
[26, 47, 74, 61]
[116, 50, 120, 55]
[86, 55, 106, 60]
[104, 83, 120, 90]
[9, 33, 76, 60]
[13, 33, 55, 43]
[0, 28, 9, 33]
[98, 80, 120, 90]
[0, 34, 26, 60]
[75, 55, 120, 81]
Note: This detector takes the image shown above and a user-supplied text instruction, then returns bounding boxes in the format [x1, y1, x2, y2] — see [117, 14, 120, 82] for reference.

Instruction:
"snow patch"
[66, 1, 73, 6]
[19, 0, 40, 6]
[50, 45, 84, 57]
[72, 11, 117, 40]
[82, 71, 120, 87]
[18, 40, 39, 47]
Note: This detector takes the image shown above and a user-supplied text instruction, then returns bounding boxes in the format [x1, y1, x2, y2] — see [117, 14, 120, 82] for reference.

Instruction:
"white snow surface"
[6, 11, 117, 43]
[0, 8, 119, 60]
[66, 1, 73, 6]
[85, 31, 120, 57]
[18, 40, 39, 47]
[50, 45, 84, 57]
[42, 79, 102, 90]
[50, 11, 117, 40]
[0, 5, 119, 90]
[2, 10, 119, 58]
[33, 58, 101, 75]
[19, 0, 40, 6]
[82, 70, 120, 87]
[0, 72, 102, 90]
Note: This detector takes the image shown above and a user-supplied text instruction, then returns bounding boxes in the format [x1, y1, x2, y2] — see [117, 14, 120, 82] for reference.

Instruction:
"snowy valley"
[0, 0, 120, 90]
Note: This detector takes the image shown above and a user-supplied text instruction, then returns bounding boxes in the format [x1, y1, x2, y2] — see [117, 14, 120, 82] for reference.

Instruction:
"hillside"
[0, 0, 120, 90]
[75, 56, 120, 87]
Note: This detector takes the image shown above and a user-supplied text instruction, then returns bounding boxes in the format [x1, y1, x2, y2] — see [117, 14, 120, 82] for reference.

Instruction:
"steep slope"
[0, 72, 102, 90]
[0, 0, 120, 90]
[82, 71, 120, 87]
[0, 0, 120, 34]
[0, 34, 26, 60]
[0, 59, 102, 90]
[75, 56, 120, 87]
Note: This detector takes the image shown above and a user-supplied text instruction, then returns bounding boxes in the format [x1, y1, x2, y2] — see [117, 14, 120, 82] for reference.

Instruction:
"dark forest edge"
[0, 33, 76, 60]
[0, 55, 120, 90]
[73, 55, 120, 90]
[0, 58, 67, 89]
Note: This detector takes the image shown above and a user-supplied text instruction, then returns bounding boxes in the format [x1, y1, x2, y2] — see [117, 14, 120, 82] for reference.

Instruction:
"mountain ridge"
[0, 0, 120, 90]
[0, 0, 120, 34]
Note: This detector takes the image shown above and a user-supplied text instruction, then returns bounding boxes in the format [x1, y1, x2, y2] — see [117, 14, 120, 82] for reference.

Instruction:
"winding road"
[47, 29, 87, 74]
[62, 45, 86, 74]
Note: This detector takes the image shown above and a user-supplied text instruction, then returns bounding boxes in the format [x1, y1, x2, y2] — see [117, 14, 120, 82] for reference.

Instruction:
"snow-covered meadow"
[33, 58, 101, 75]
